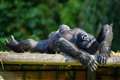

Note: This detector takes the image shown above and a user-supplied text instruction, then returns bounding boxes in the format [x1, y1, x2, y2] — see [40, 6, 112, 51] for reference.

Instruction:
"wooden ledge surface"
[0, 52, 78, 65]
[0, 52, 120, 66]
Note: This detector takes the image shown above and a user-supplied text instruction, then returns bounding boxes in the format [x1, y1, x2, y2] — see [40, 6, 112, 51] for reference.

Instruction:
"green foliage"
[0, 0, 120, 51]
[0, 37, 7, 51]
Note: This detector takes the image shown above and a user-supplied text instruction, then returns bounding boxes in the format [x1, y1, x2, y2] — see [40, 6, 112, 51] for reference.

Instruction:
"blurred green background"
[0, 0, 120, 51]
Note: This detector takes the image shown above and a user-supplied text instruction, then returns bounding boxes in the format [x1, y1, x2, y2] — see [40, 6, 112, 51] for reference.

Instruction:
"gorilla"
[6, 24, 113, 71]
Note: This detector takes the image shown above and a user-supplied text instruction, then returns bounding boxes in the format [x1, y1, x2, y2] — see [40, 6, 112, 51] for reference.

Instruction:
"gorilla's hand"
[79, 54, 98, 71]
[95, 54, 108, 64]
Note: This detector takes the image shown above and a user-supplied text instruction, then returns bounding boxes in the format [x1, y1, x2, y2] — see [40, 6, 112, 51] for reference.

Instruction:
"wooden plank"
[0, 52, 78, 65]
[0, 52, 120, 65]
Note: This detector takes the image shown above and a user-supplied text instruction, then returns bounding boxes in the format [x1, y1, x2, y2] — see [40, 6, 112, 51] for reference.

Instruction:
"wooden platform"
[0, 52, 120, 80]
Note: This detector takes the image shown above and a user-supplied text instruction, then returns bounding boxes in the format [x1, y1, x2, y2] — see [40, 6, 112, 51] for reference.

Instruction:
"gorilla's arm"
[56, 37, 98, 71]
[97, 24, 113, 54]
[96, 24, 113, 64]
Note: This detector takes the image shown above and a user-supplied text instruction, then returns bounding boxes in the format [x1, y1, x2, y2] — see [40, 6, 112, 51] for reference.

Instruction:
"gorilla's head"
[59, 24, 71, 33]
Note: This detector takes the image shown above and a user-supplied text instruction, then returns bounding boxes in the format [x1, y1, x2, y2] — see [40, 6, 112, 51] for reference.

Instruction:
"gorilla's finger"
[88, 61, 98, 71]
[90, 65, 97, 71]
[93, 61, 98, 69]
[100, 56, 103, 63]
[94, 62, 98, 69]
[103, 56, 107, 64]
[89, 66, 94, 72]
[92, 65, 97, 71]
[95, 60, 99, 65]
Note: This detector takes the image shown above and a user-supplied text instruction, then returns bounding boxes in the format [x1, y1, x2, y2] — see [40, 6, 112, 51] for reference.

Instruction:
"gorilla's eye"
[81, 34, 89, 41]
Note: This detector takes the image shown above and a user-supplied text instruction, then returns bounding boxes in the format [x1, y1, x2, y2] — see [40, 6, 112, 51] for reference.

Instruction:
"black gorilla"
[6, 24, 113, 71]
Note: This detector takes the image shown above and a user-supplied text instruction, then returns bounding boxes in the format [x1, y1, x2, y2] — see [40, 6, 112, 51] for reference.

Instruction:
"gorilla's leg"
[56, 37, 98, 71]
[6, 35, 24, 53]
[6, 36, 51, 53]
[96, 24, 113, 64]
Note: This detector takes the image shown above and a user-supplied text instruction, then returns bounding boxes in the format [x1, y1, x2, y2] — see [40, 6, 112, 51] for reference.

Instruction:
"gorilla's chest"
[60, 31, 74, 42]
